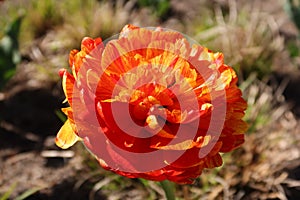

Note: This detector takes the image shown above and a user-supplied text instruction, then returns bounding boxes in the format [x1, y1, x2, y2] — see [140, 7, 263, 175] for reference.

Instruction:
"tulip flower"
[56, 25, 247, 185]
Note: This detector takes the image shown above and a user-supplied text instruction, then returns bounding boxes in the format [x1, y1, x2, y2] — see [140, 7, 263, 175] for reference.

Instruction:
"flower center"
[131, 95, 159, 121]
[129, 83, 172, 125]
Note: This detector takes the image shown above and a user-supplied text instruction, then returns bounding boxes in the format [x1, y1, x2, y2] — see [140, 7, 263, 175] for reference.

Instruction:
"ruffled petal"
[55, 119, 80, 149]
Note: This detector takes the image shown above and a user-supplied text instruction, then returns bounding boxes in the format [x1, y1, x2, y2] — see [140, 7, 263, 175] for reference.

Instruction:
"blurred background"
[0, 0, 299, 199]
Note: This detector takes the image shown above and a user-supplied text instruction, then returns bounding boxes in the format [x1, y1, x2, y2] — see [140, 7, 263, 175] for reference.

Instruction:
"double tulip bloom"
[56, 25, 247, 184]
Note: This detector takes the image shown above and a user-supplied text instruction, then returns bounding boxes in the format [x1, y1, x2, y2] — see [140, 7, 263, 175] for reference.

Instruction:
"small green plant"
[27, 0, 64, 38]
[53, 0, 133, 50]
[285, 0, 300, 61]
[0, 15, 23, 90]
[0, 183, 44, 200]
[137, 0, 170, 20]
[286, 0, 300, 31]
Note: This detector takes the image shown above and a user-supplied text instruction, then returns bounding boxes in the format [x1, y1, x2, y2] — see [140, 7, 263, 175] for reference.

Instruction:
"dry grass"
[193, 0, 285, 79]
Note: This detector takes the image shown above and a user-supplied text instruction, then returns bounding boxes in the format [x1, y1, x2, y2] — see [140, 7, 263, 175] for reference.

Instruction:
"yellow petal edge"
[55, 119, 79, 149]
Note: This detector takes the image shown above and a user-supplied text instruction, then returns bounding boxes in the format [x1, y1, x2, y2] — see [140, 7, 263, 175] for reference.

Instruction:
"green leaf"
[15, 187, 45, 200]
[0, 183, 17, 200]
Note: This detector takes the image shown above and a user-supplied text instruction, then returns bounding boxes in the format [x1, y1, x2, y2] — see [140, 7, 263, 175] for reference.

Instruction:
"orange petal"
[56, 120, 80, 149]
[203, 153, 223, 168]
[120, 24, 140, 37]
[61, 69, 75, 105]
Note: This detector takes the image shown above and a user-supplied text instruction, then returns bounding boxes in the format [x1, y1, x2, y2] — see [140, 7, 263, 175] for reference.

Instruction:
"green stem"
[160, 180, 176, 200]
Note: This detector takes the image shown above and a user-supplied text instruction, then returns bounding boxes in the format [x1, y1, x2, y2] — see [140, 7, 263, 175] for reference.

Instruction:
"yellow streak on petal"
[154, 139, 194, 150]
[62, 72, 68, 98]
[154, 135, 212, 150]
[201, 103, 212, 111]
[56, 120, 79, 149]
[61, 71, 75, 105]
[86, 69, 99, 91]
[215, 69, 231, 91]
[195, 135, 211, 147]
